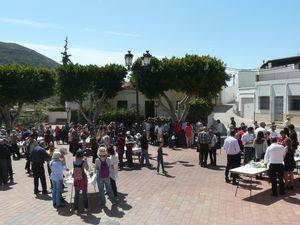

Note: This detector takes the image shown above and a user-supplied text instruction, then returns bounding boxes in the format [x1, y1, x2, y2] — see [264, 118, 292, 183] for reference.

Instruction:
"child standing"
[157, 139, 166, 174]
[73, 149, 89, 213]
[50, 151, 65, 208]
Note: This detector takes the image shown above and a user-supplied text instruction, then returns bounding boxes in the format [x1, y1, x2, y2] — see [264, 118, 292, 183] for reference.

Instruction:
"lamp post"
[124, 50, 152, 128]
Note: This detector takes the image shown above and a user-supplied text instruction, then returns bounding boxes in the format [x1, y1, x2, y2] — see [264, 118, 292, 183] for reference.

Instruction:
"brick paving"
[1, 145, 300, 225]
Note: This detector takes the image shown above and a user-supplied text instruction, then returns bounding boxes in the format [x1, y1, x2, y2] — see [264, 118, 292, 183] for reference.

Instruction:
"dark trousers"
[0, 158, 8, 184]
[225, 154, 241, 182]
[25, 153, 31, 173]
[126, 149, 133, 168]
[244, 147, 255, 164]
[199, 144, 209, 166]
[269, 164, 284, 195]
[12, 143, 20, 158]
[157, 156, 165, 173]
[7, 157, 13, 180]
[209, 147, 217, 165]
[32, 162, 47, 192]
[110, 177, 118, 197]
[118, 150, 124, 169]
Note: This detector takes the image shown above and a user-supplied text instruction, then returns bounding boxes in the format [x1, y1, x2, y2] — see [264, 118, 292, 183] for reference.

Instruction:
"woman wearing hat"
[95, 147, 116, 207]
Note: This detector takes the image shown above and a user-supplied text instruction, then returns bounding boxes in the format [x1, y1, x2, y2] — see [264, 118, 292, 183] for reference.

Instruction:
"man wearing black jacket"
[30, 141, 49, 194]
[0, 138, 10, 186]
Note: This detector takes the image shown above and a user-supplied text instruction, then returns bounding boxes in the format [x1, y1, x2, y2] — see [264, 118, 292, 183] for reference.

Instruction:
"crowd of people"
[223, 117, 298, 196]
[0, 115, 299, 211]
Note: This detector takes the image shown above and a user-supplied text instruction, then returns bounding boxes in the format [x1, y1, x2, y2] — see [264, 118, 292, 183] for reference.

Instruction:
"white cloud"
[104, 31, 141, 37]
[15, 42, 125, 66]
[0, 18, 63, 29]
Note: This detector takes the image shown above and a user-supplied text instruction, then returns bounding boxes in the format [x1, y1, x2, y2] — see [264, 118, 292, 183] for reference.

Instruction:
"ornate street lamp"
[124, 50, 134, 69]
[124, 50, 151, 130]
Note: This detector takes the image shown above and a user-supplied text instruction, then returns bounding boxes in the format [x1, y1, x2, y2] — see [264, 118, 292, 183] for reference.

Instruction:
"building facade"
[255, 56, 300, 124]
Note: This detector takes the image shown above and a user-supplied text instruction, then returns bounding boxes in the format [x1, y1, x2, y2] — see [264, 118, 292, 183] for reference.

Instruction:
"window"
[259, 96, 270, 110]
[289, 96, 300, 111]
[117, 100, 128, 109]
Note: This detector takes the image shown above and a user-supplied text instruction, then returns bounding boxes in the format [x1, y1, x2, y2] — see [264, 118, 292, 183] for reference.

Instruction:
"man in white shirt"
[268, 125, 278, 139]
[241, 127, 255, 164]
[255, 122, 266, 136]
[264, 138, 286, 196]
[223, 130, 241, 185]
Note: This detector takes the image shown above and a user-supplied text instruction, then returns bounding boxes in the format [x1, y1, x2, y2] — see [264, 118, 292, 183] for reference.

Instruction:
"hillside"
[0, 42, 59, 68]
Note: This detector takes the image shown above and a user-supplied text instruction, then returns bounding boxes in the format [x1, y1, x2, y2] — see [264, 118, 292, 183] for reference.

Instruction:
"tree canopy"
[131, 54, 229, 122]
[0, 64, 55, 129]
[56, 63, 127, 125]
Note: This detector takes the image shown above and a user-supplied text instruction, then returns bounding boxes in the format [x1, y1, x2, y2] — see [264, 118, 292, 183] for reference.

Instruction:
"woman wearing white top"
[108, 146, 119, 198]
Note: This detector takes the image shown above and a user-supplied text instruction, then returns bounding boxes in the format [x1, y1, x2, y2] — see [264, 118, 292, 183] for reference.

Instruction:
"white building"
[236, 69, 257, 119]
[255, 56, 300, 125]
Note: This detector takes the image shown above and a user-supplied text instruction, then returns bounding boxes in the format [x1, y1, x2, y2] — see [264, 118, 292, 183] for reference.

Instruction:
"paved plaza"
[1, 145, 300, 225]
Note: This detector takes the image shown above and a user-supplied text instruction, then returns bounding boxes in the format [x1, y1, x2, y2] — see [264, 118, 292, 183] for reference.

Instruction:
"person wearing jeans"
[197, 127, 211, 167]
[95, 147, 116, 207]
[140, 131, 151, 167]
[241, 127, 255, 164]
[50, 152, 65, 208]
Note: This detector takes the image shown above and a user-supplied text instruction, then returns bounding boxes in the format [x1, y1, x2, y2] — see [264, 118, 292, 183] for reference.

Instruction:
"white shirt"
[210, 134, 218, 148]
[255, 127, 266, 136]
[223, 136, 241, 155]
[284, 120, 291, 128]
[109, 154, 119, 180]
[241, 132, 254, 147]
[268, 129, 279, 139]
[264, 143, 286, 164]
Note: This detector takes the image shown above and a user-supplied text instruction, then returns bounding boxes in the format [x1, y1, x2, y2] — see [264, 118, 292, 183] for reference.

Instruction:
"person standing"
[264, 138, 286, 196]
[10, 130, 20, 159]
[185, 122, 193, 148]
[30, 142, 49, 195]
[0, 138, 9, 186]
[283, 138, 296, 190]
[254, 131, 267, 161]
[208, 128, 218, 166]
[25, 134, 38, 174]
[50, 151, 66, 208]
[255, 122, 266, 136]
[288, 124, 298, 151]
[284, 117, 291, 137]
[95, 147, 116, 207]
[4, 138, 13, 183]
[73, 149, 89, 213]
[223, 130, 241, 185]
[125, 131, 134, 168]
[108, 146, 119, 199]
[268, 125, 278, 140]
[241, 127, 255, 164]
[157, 139, 166, 174]
[140, 131, 151, 167]
[230, 117, 236, 129]
[115, 133, 125, 170]
[197, 127, 211, 167]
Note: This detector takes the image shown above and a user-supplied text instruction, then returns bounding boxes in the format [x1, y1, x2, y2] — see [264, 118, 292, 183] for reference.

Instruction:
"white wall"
[47, 111, 68, 124]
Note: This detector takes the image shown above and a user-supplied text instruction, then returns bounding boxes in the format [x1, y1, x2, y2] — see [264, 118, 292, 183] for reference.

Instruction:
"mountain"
[0, 42, 59, 68]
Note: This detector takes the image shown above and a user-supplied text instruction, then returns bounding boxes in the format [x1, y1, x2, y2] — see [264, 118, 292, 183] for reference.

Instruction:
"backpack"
[73, 161, 84, 181]
[99, 159, 109, 179]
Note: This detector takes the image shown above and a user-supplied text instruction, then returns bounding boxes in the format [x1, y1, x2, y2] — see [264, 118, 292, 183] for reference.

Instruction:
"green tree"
[61, 36, 72, 65]
[0, 65, 55, 129]
[132, 54, 229, 122]
[56, 63, 127, 125]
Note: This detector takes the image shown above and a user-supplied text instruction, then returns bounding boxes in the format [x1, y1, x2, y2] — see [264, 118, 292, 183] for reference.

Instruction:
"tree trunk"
[77, 101, 92, 125]
[0, 103, 23, 130]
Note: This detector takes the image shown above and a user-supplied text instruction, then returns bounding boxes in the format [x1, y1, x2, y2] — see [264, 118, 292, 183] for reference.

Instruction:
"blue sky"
[1, 0, 300, 69]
